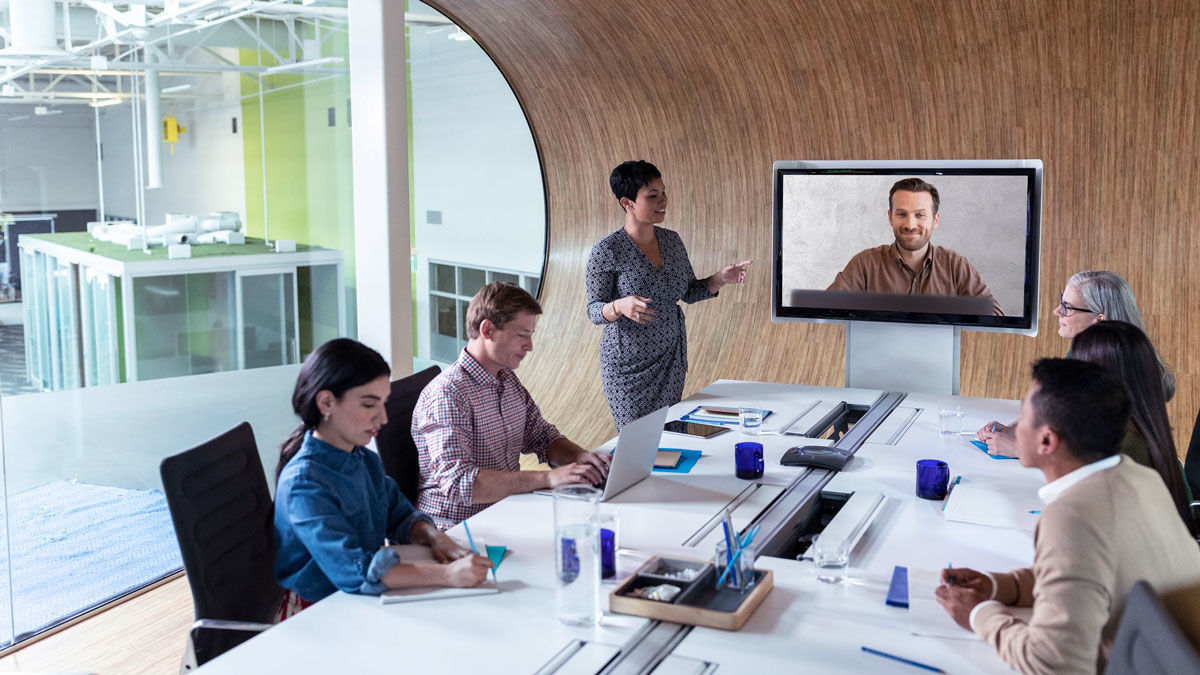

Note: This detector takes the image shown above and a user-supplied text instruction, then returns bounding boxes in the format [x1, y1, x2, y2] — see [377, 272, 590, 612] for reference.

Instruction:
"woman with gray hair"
[977, 270, 1175, 455]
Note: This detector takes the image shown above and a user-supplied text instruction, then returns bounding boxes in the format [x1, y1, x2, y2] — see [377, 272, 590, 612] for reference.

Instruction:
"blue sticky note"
[485, 545, 506, 571]
[971, 439, 1017, 460]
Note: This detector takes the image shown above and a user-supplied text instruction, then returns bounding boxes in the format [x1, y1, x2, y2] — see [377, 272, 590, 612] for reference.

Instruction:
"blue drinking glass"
[735, 442, 764, 479]
[916, 459, 950, 500]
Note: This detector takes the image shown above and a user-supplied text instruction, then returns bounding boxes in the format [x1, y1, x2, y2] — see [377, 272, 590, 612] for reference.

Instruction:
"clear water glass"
[553, 485, 601, 626]
[938, 404, 964, 437]
[739, 407, 764, 435]
[812, 535, 849, 584]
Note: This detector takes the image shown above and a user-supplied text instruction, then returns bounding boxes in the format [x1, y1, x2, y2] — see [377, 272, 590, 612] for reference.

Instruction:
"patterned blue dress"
[585, 227, 716, 428]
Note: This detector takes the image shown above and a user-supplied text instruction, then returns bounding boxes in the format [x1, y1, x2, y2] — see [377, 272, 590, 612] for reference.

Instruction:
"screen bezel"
[771, 160, 1042, 334]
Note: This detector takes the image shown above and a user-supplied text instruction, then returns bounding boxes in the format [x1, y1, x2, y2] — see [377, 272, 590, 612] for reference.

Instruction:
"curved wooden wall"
[429, 0, 1200, 453]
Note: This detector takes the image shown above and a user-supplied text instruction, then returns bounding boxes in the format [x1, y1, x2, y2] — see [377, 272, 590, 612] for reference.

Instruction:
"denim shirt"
[274, 431, 433, 602]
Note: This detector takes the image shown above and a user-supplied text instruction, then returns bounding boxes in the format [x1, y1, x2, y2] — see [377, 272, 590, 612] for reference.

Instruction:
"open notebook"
[379, 543, 502, 604]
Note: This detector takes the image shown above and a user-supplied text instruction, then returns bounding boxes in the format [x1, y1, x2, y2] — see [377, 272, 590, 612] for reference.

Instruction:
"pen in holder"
[715, 538, 755, 592]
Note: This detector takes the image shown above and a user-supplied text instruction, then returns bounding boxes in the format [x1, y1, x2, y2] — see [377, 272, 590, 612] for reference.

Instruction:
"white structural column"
[347, 0, 413, 376]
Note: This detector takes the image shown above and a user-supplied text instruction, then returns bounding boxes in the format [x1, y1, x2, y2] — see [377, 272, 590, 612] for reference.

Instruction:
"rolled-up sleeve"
[415, 389, 479, 507]
[284, 475, 397, 595]
[586, 240, 617, 324]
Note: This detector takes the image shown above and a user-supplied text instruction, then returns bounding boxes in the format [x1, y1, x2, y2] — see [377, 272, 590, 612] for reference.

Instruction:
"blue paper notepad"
[652, 448, 702, 474]
[971, 439, 1018, 460]
[886, 565, 909, 608]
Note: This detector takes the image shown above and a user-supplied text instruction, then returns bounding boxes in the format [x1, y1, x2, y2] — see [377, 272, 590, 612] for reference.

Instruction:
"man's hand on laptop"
[547, 451, 611, 488]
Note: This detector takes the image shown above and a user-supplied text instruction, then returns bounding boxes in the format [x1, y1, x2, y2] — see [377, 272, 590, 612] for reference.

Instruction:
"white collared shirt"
[968, 454, 1123, 630]
[1036, 454, 1122, 505]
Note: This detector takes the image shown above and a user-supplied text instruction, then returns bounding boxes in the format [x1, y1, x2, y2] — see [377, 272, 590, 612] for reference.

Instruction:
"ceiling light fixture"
[161, 84, 193, 93]
[89, 98, 122, 107]
[448, 28, 473, 41]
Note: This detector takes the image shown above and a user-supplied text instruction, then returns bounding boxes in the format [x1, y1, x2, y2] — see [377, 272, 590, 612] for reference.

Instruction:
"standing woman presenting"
[586, 160, 751, 428]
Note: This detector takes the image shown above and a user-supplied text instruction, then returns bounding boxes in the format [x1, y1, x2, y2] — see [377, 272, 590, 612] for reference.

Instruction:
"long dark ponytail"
[1070, 321, 1195, 534]
[277, 338, 391, 481]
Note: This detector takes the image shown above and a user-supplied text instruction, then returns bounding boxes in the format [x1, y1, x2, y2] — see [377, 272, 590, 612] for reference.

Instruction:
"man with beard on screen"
[827, 177, 1002, 315]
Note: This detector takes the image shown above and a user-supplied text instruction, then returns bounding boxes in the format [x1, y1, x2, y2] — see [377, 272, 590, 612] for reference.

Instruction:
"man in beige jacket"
[936, 358, 1200, 674]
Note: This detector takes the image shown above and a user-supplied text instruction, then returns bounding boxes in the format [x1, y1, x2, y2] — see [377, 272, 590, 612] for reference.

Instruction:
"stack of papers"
[907, 568, 978, 640]
[680, 406, 773, 426]
[380, 543, 506, 604]
[942, 476, 1041, 531]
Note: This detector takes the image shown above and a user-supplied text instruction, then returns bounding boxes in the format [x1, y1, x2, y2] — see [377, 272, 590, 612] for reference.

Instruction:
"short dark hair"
[1028, 358, 1130, 463]
[889, 177, 940, 215]
[609, 160, 662, 204]
[465, 281, 542, 339]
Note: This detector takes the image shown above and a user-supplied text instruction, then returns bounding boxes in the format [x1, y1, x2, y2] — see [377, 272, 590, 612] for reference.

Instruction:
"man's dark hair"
[889, 177, 941, 215]
[609, 160, 662, 205]
[1028, 358, 1131, 463]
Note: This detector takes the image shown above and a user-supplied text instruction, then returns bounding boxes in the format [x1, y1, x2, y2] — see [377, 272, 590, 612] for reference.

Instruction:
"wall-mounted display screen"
[771, 160, 1042, 332]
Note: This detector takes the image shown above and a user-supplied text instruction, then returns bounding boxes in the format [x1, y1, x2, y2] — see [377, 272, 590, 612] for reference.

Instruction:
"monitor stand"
[844, 322, 960, 395]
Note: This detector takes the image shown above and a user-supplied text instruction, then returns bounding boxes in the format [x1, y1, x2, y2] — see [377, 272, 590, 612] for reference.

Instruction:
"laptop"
[534, 406, 669, 501]
[598, 406, 670, 501]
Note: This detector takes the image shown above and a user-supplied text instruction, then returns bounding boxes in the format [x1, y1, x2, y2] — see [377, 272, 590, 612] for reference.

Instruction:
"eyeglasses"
[1058, 295, 1098, 316]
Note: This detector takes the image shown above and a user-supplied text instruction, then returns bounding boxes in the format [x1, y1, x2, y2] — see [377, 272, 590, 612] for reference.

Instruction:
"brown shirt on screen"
[827, 243, 1003, 315]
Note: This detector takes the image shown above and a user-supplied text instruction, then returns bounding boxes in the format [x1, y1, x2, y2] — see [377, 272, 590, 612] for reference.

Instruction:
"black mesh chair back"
[160, 422, 282, 666]
[1106, 580, 1200, 674]
[1184, 408, 1200, 502]
[376, 365, 441, 503]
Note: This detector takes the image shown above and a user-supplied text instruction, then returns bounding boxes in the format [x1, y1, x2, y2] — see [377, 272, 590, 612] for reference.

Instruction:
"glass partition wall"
[0, 2, 356, 650]
[0, 0, 547, 653]
[407, 0, 547, 370]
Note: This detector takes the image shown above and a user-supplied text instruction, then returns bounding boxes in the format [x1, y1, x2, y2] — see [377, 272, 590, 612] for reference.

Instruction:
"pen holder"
[714, 539, 756, 592]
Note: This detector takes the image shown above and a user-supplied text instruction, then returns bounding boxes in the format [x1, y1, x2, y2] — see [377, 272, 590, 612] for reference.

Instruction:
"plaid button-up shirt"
[413, 350, 563, 528]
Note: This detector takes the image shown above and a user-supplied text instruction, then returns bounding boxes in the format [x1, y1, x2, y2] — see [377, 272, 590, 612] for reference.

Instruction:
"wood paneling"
[432, 0, 1200, 454]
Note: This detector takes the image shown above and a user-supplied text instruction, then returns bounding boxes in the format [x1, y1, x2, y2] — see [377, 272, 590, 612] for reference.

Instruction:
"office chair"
[1184, 408, 1200, 509]
[1105, 580, 1200, 674]
[160, 422, 283, 671]
[376, 365, 441, 504]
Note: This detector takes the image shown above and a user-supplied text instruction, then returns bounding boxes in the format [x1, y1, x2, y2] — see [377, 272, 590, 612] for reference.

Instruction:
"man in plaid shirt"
[413, 282, 611, 528]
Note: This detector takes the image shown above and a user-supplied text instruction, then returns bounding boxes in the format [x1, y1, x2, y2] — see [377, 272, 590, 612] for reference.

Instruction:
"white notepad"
[942, 476, 1042, 531]
[907, 568, 979, 640]
[379, 544, 499, 604]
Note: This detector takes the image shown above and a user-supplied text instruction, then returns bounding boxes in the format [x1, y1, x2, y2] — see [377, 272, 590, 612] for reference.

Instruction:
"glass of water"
[812, 534, 849, 584]
[938, 404, 964, 437]
[553, 485, 601, 626]
[739, 407, 764, 435]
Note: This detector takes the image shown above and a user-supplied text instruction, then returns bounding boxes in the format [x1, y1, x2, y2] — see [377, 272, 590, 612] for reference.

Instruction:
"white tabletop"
[199, 379, 1034, 673]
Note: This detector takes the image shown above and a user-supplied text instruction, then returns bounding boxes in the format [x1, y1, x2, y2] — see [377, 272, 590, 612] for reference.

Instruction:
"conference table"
[198, 379, 1038, 673]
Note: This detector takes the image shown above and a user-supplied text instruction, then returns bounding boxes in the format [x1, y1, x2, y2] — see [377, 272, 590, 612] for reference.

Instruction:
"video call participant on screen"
[273, 339, 493, 619]
[937, 358, 1200, 675]
[826, 177, 1002, 315]
[976, 270, 1175, 456]
[413, 282, 611, 529]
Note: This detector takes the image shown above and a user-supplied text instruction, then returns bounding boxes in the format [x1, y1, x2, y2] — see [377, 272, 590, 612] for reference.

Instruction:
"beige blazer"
[974, 457, 1200, 674]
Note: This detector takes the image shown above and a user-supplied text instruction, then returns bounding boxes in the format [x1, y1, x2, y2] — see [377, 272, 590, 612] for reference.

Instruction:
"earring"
[323, 411, 330, 422]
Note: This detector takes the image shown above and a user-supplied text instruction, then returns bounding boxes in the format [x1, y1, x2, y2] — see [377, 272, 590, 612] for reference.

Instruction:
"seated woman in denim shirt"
[273, 338, 492, 618]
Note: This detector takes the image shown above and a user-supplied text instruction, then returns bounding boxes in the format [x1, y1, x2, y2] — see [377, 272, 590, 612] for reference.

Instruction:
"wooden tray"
[609, 556, 774, 631]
